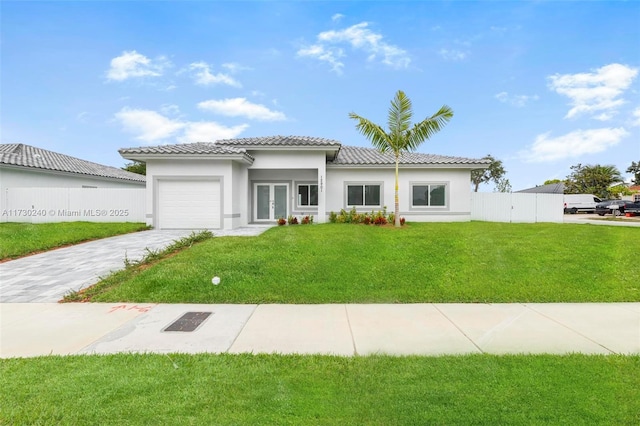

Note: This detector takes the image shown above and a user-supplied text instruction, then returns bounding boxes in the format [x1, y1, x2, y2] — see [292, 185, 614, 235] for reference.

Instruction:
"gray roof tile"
[331, 145, 490, 165]
[119, 142, 250, 156]
[215, 135, 342, 147]
[0, 144, 146, 182]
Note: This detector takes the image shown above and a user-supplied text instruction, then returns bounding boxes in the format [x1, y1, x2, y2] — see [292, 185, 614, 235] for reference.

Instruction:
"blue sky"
[2, 1, 639, 191]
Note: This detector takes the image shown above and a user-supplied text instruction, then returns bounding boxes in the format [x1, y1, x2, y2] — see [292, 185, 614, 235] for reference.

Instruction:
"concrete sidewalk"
[1, 302, 638, 358]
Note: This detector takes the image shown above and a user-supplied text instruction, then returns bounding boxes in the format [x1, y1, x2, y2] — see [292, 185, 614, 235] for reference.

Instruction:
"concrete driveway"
[0, 227, 271, 303]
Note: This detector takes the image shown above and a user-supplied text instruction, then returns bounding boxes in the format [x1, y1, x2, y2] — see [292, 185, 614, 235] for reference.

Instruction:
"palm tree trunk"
[395, 155, 400, 227]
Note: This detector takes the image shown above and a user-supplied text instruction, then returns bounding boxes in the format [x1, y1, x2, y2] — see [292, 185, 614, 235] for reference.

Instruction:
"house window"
[347, 184, 381, 207]
[412, 184, 447, 207]
[297, 184, 318, 207]
[634, 194, 640, 202]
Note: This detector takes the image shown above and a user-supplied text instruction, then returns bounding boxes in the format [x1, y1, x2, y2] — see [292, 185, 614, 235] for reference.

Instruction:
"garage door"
[158, 180, 221, 229]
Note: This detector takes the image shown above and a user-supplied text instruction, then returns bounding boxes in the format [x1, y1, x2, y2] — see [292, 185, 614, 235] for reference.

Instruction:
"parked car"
[594, 200, 638, 216]
[563, 194, 602, 214]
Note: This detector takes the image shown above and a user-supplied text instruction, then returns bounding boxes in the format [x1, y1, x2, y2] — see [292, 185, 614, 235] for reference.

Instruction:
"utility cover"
[163, 312, 212, 332]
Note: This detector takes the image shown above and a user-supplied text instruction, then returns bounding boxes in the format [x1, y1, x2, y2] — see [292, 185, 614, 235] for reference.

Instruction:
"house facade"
[119, 136, 489, 230]
[1, 143, 146, 214]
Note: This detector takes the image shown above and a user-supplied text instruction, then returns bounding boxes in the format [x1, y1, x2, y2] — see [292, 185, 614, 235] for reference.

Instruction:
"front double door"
[255, 183, 287, 222]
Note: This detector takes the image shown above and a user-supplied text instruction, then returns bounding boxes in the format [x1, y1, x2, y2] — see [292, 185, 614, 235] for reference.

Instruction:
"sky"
[2, 0, 639, 191]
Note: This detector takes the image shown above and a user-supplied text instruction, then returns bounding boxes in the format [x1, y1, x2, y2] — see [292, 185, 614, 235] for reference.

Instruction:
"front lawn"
[0, 222, 149, 260]
[84, 222, 638, 303]
[1, 353, 637, 425]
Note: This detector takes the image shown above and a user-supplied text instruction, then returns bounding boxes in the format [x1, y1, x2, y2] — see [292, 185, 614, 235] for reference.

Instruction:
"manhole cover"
[163, 312, 212, 332]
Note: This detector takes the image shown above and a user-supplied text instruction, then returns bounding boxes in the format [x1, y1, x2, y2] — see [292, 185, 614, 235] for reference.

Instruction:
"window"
[347, 184, 381, 207]
[297, 184, 318, 207]
[412, 184, 446, 207]
[634, 194, 640, 202]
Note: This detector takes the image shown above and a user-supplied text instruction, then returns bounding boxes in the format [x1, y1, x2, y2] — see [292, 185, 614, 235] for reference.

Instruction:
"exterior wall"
[0, 166, 144, 214]
[231, 161, 248, 228]
[146, 159, 241, 230]
[325, 167, 472, 222]
[248, 150, 328, 223]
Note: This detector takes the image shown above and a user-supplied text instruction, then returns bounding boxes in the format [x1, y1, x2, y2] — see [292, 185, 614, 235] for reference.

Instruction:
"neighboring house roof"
[629, 184, 640, 192]
[331, 145, 488, 166]
[515, 182, 565, 194]
[120, 136, 489, 167]
[0, 143, 146, 182]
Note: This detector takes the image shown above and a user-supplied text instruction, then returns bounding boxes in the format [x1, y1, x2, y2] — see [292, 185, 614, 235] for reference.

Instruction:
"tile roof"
[515, 182, 565, 194]
[119, 142, 250, 156]
[331, 145, 490, 165]
[215, 135, 342, 147]
[0, 143, 146, 182]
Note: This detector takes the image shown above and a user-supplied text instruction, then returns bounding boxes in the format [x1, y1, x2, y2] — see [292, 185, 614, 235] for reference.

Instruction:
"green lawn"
[83, 222, 638, 303]
[1, 353, 637, 425]
[0, 222, 149, 260]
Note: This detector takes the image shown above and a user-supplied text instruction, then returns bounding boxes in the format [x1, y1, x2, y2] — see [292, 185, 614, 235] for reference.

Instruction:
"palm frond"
[348, 112, 390, 152]
[407, 105, 454, 151]
[388, 90, 412, 137]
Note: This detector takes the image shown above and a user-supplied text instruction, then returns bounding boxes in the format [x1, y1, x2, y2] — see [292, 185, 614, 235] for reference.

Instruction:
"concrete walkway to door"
[0, 227, 271, 303]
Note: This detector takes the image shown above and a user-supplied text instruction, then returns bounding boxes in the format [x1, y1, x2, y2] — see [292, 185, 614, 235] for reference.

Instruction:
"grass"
[0, 221, 150, 260]
[84, 222, 639, 304]
[1, 353, 638, 425]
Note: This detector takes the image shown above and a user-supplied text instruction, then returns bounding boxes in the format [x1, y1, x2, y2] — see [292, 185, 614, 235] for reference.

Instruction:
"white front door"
[254, 183, 288, 222]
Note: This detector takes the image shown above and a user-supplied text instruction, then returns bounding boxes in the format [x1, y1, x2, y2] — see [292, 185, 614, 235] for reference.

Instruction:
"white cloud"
[297, 44, 345, 74]
[438, 48, 467, 61]
[189, 62, 242, 87]
[332, 13, 344, 22]
[631, 107, 640, 127]
[178, 122, 249, 143]
[521, 128, 629, 162]
[198, 98, 286, 121]
[115, 108, 185, 142]
[115, 107, 250, 144]
[222, 62, 252, 73]
[547, 63, 638, 120]
[106, 51, 169, 81]
[297, 22, 410, 72]
[495, 91, 539, 107]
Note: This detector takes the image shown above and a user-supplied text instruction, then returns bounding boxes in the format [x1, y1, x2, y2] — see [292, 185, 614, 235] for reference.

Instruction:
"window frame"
[345, 182, 383, 209]
[295, 182, 319, 209]
[409, 182, 449, 210]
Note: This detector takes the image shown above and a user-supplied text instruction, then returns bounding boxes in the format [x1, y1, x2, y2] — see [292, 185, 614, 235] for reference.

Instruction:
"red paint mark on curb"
[108, 304, 153, 314]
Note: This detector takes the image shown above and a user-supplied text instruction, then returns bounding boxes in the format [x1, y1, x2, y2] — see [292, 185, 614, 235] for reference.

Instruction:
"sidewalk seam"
[524, 304, 617, 354]
[226, 304, 259, 353]
[344, 305, 358, 356]
[433, 303, 484, 354]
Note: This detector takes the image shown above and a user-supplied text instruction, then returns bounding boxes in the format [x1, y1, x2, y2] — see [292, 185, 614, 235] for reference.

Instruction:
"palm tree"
[349, 90, 453, 226]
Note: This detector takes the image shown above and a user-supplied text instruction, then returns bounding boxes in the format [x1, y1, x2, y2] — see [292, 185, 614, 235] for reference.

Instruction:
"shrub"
[277, 217, 286, 226]
[400, 217, 406, 226]
[287, 215, 299, 225]
[301, 215, 313, 225]
[329, 212, 337, 223]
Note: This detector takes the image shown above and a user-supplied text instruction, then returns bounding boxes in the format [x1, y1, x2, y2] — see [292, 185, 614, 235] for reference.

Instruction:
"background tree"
[122, 161, 146, 175]
[543, 179, 563, 185]
[627, 161, 640, 184]
[349, 90, 453, 227]
[609, 184, 632, 198]
[564, 164, 623, 199]
[471, 155, 506, 192]
[494, 178, 512, 193]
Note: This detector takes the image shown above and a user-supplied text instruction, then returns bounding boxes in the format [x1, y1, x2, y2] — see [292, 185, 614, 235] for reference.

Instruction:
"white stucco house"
[119, 136, 489, 230]
[1, 143, 146, 213]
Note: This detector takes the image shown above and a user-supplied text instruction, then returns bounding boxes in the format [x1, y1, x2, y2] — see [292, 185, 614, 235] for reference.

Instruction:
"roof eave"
[327, 162, 489, 169]
[119, 152, 255, 165]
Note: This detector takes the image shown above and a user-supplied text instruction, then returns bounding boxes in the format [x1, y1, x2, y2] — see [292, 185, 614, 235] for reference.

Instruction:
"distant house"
[515, 182, 565, 194]
[119, 135, 490, 230]
[1, 143, 145, 213]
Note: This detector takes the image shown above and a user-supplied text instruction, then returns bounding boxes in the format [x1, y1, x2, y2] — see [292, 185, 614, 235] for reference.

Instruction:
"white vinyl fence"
[1, 188, 146, 223]
[471, 193, 563, 223]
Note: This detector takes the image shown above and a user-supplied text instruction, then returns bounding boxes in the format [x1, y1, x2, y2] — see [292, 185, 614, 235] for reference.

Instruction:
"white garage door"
[158, 180, 221, 229]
